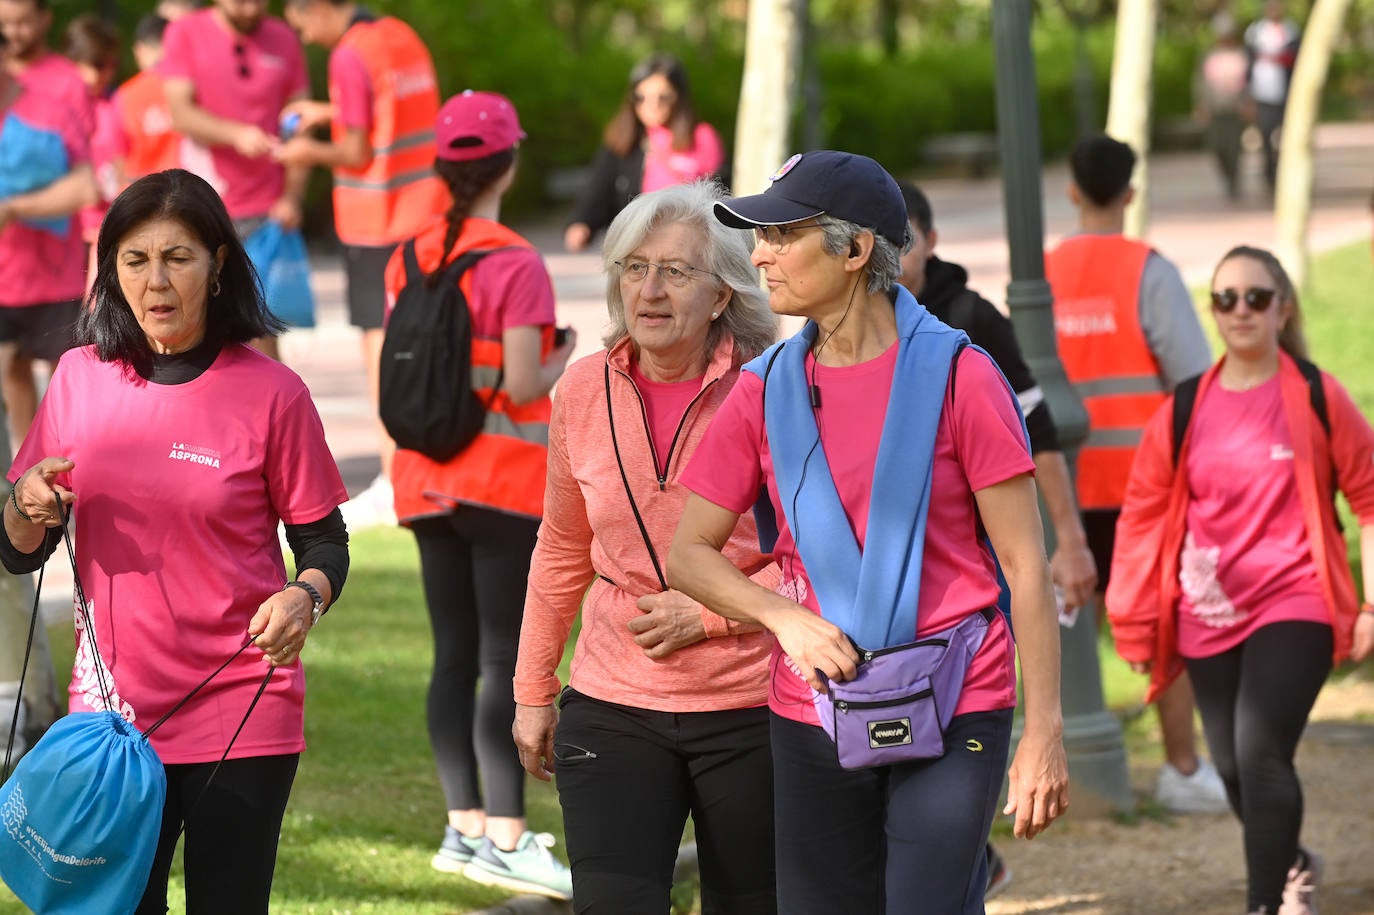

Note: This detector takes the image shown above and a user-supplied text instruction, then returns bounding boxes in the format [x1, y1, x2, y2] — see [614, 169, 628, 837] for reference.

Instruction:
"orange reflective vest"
[385, 216, 554, 522]
[113, 69, 182, 180]
[1047, 234, 1164, 511]
[330, 17, 447, 247]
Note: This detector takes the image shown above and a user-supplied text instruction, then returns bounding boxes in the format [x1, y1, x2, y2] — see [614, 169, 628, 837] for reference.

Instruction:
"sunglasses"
[234, 43, 250, 79]
[1210, 286, 1277, 313]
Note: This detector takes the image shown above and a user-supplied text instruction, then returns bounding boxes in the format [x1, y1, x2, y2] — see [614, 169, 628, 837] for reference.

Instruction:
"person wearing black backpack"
[380, 90, 576, 899]
[1107, 246, 1374, 915]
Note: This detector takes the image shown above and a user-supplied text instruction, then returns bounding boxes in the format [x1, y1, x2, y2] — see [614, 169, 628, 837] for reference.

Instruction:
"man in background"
[1245, 0, 1301, 192]
[114, 15, 184, 184]
[162, 0, 310, 359]
[276, 0, 448, 527]
[1046, 133, 1227, 815]
[0, 0, 96, 446]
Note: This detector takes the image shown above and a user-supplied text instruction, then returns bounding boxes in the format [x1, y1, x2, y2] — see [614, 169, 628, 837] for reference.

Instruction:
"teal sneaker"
[464, 831, 573, 901]
[431, 826, 483, 874]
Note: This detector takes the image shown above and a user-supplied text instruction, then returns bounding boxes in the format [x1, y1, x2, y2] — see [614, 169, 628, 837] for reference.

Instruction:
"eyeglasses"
[234, 43, 250, 79]
[1210, 286, 1277, 313]
[633, 92, 677, 106]
[615, 260, 719, 287]
[753, 221, 823, 253]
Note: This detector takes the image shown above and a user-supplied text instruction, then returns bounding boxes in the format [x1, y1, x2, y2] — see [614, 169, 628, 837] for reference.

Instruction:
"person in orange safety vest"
[276, 0, 449, 527]
[1045, 132, 1223, 817]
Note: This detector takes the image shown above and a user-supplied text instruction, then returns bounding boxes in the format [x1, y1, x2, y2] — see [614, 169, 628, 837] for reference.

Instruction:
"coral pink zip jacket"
[1107, 352, 1374, 703]
[515, 334, 777, 712]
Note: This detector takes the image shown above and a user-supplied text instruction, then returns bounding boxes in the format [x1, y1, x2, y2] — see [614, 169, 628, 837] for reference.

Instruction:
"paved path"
[35, 122, 1374, 620]
[295, 121, 1374, 498]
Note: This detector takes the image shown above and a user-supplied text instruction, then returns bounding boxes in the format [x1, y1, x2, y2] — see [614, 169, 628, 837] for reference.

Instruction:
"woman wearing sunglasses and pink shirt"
[1108, 245, 1374, 915]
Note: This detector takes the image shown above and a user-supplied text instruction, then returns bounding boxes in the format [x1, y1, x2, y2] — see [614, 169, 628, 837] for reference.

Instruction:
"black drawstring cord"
[57, 492, 116, 713]
[0, 528, 48, 781]
[4, 489, 277, 807]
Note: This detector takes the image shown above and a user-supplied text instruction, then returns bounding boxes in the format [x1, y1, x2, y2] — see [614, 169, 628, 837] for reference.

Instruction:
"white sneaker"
[1155, 758, 1230, 814]
[339, 474, 396, 530]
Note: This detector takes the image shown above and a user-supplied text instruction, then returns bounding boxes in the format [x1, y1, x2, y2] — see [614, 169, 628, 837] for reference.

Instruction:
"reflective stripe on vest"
[1047, 234, 1165, 510]
[330, 18, 447, 247]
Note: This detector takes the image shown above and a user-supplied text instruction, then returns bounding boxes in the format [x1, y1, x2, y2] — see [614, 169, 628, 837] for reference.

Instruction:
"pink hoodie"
[515, 334, 777, 712]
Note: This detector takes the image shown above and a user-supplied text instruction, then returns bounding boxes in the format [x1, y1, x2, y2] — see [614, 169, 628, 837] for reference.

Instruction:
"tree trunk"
[732, 0, 805, 199]
[1105, 0, 1157, 239]
[1275, 0, 1350, 288]
[734, 0, 807, 335]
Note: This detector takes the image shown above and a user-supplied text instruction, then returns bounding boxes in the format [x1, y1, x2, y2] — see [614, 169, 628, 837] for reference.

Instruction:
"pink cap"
[435, 90, 526, 161]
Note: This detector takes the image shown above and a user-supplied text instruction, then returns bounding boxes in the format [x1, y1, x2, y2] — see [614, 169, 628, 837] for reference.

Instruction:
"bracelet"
[284, 580, 325, 627]
[9, 484, 31, 522]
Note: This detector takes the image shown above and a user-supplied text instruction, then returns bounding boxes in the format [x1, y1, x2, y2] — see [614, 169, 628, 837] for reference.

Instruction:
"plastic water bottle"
[279, 111, 302, 140]
[1055, 586, 1080, 629]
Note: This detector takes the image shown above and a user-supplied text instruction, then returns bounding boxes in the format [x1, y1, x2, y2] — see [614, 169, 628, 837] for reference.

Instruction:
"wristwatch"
[285, 580, 325, 627]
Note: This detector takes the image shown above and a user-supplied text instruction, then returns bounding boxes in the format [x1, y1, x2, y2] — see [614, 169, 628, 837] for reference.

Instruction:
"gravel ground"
[986, 677, 1374, 915]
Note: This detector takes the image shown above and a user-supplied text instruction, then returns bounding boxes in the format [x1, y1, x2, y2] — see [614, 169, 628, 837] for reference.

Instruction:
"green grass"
[5, 239, 1374, 912]
[1, 527, 573, 914]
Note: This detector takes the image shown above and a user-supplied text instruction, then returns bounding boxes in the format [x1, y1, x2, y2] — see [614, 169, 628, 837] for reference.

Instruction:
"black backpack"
[379, 241, 501, 463]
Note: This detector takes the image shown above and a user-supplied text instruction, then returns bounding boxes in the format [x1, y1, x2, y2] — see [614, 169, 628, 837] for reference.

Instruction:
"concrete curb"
[468, 843, 698, 914]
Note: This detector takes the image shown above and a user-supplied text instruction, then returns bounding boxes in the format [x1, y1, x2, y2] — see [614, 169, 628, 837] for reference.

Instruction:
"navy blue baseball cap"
[714, 150, 910, 247]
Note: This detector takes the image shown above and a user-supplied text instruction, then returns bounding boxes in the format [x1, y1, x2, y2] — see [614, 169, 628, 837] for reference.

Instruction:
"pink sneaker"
[1278, 848, 1323, 915]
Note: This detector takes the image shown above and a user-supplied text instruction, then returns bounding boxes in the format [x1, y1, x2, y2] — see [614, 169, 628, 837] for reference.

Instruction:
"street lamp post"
[991, 0, 1133, 814]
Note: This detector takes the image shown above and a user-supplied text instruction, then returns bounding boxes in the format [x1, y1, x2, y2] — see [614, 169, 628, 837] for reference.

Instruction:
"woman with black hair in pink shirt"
[2, 168, 348, 915]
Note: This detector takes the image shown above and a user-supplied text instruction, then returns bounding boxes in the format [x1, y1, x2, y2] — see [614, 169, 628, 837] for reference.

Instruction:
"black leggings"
[136, 753, 299, 915]
[411, 507, 538, 818]
[1184, 621, 1332, 913]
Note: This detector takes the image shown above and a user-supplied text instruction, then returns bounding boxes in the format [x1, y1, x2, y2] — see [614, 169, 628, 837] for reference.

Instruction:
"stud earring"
[710, 312, 719, 320]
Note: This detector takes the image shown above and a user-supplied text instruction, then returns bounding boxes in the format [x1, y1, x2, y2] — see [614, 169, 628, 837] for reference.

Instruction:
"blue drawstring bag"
[0, 712, 164, 915]
[0, 112, 71, 236]
[244, 220, 316, 328]
[0, 499, 273, 914]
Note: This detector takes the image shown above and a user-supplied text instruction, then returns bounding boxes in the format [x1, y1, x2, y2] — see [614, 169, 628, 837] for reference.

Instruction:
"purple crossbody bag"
[812, 608, 995, 770]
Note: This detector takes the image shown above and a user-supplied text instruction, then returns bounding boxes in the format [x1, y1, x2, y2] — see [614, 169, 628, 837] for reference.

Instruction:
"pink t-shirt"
[11, 344, 347, 764]
[641, 122, 724, 193]
[161, 10, 308, 220]
[0, 79, 91, 306]
[79, 96, 123, 242]
[329, 44, 372, 131]
[15, 52, 94, 137]
[630, 363, 702, 469]
[1177, 376, 1329, 658]
[681, 344, 1031, 726]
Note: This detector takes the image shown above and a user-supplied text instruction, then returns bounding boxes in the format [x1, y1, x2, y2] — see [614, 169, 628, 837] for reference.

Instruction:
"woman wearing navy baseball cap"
[669, 150, 1070, 913]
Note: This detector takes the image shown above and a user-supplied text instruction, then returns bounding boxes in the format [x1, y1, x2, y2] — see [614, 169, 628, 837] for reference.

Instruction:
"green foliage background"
[44, 0, 1374, 225]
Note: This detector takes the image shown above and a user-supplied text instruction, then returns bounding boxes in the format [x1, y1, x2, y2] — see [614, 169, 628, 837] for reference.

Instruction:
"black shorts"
[1081, 507, 1121, 592]
[0, 300, 80, 362]
[342, 244, 396, 330]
